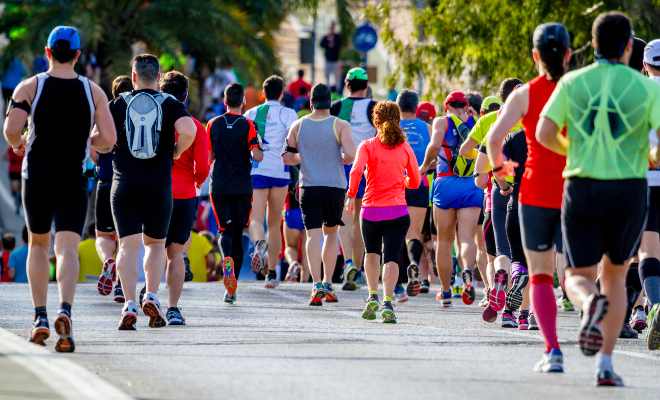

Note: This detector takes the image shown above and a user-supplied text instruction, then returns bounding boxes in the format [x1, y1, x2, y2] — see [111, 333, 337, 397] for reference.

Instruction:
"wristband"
[492, 165, 503, 172]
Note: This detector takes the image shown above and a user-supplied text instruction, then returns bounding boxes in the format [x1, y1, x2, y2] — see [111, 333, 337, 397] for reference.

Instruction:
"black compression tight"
[219, 222, 245, 277]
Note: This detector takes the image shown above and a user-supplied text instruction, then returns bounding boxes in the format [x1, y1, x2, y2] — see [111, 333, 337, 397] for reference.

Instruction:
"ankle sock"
[384, 296, 392, 302]
[531, 274, 560, 353]
[595, 353, 612, 370]
[267, 270, 276, 279]
[35, 306, 47, 320]
[59, 302, 71, 317]
[345, 259, 353, 267]
[369, 290, 377, 295]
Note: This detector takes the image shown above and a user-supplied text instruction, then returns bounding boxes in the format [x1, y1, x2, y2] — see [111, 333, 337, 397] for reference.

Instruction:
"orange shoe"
[54, 313, 75, 353]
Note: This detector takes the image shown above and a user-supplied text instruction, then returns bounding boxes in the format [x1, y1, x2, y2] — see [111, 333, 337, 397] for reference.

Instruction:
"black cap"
[533, 23, 570, 52]
[311, 83, 331, 110]
[630, 37, 647, 72]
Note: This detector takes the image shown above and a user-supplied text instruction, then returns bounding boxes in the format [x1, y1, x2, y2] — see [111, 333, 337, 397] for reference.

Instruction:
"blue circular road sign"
[354, 24, 378, 53]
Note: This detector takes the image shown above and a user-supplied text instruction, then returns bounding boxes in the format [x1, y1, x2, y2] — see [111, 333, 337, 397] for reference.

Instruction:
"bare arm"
[487, 87, 527, 179]
[89, 83, 116, 153]
[536, 117, 568, 156]
[89, 146, 99, 165]
[420, 117, 447, 174]
[459, 137, 480, 158]
[652, 129, 660, 168]
[282, 120, 301, 166]
[3, 78, 37, 150]
[338, 119, 356, 164]
[251, 147, 264, 162]
[474, 172, 489, 189]
[173, 116, 196, 159]
[475, 151, 491, 174]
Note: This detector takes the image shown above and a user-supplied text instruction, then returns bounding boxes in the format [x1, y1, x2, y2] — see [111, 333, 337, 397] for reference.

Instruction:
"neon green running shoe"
[362, 294, 379, 320]
[561, 298, 575, 312]
[647, 303, 660, 351]
[381, 301, 396, 323]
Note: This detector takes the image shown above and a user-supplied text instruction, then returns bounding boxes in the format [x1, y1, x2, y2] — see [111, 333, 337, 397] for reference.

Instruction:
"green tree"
[367, 0, 660, 102]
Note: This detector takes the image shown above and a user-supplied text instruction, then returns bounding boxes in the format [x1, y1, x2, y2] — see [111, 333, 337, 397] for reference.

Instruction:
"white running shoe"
[142, 292, 166, 328]
[119, 301, 138, 330]
[250, 239, 268, 273]
[534, 349, 563, 373]
[265, 275, 280, 289]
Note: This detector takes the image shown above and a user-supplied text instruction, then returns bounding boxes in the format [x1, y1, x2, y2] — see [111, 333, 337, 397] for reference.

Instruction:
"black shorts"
[646, 186, 660, 233]
[23, 175, 88, 235]
[299, 186, 345, 230]
[166, 198, 197, 247]
[111, 179, 173, 240]
[9, 172, 20, 181]
[483, 211, 496, 257]
[478, 194, 486, 225]
[361, 215, 411, 264]
[95, 179, 115, 233]
[210, 193, 252, 233]
[563, 178, 647, 267]
[421, 207, 433, 236]
[519, 204, 563, 254]
[405, 185, 429, 208]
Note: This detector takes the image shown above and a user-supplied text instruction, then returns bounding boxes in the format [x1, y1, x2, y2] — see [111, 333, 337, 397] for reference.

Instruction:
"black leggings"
[219, 224, 244, 277]
[505, 203, 527, 267]
[361, 215, 411, 264]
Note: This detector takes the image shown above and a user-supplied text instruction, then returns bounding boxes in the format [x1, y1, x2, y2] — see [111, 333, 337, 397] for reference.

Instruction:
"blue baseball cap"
[47, 26, 80, 51]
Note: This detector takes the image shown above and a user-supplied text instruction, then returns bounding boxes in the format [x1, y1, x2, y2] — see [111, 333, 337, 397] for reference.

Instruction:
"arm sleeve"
[330, 100, 342, 117]
[348, 142, 368, 198]
[193, 120, 210, 184]
[367, 100, 377, 127]
[403, 144, 421, 189]
[540, 79, 567, 128]
[247, 120, 259, 150]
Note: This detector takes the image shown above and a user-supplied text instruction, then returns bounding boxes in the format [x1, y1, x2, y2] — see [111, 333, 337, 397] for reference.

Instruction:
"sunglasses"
[447, 101, 467, 108]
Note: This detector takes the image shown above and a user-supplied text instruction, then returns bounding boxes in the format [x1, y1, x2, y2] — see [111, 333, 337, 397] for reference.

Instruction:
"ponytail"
[373, 101, 406, 148]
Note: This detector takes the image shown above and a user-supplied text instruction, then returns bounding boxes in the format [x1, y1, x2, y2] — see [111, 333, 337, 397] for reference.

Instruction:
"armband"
[6, 99, 31, 117]
[280, 142, 298, 156]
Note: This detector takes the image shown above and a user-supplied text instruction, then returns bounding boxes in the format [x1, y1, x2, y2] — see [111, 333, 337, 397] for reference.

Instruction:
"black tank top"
[25, 73, 94, 179]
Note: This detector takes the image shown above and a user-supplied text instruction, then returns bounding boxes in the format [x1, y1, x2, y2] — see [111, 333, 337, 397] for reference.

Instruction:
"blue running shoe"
[534, 349, 563, 373]
[355, 270, 366, 287]
[394, 284, 408, 303]
[166, 307, 186, 326]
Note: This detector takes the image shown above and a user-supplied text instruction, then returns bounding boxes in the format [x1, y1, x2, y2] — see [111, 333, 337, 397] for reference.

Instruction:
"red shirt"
[519, 75, 566, 209]
[288, 78, 312, 99]
[1, 251, 12, 282]
[172, 117, 210, 199]
[5, 147, 23, 174]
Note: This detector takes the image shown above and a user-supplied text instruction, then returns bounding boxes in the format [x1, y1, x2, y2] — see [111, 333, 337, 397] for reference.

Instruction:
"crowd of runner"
[4, 11, 660, 388]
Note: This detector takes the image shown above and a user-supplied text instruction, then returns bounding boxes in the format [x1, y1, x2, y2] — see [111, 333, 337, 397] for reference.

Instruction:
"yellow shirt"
[78, 238, 102, 282]
[188, 232, 213, 282]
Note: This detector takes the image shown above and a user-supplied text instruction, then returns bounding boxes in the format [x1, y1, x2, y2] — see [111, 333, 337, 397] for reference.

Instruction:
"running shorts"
[646, 186, 660, 234]
[344, 164, 366, 199]
[95, 179, 115, 233]
[210, 193, 252, 233]
[483, 211, 496, 257]
[432, 175, 483, 210]
[111, 180, 173, 240]
[284, 208, 304, 232]
[361, 214, 411, 264]
[9, 172, 20, 181]
[519, 204, 563, 254]
[166, 197, 197, 247]
[562, 178, 647, 267]
[299, 186, 345, 230]
[253, 175, 290, 190]
[405, 185, 430, 208]
[23, 175, 88, 235]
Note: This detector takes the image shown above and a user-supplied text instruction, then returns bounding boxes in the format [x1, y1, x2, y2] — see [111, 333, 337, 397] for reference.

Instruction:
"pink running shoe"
[489, 269, 508, 312]
[97, 257, 116, 296]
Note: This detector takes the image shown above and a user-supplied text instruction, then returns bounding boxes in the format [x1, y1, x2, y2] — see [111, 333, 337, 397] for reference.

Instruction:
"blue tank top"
[96, 152, 114, 180]
[400, 118, 430, 166]
[437, 115, 476, 176]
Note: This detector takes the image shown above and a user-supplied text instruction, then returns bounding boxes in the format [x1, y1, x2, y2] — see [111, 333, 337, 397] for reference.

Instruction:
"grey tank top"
[297, 116, 347, 189]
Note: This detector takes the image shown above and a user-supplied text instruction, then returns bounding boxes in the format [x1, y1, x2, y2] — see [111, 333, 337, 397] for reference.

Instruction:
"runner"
[396, 89, 430, 297]
[536, 12, 660, 386]
[160, 71, 210, 324]
[282, 83, 356, 305]
[3, 26, 117, 351]
[486, 23, 571, 371]
[330, 68, 377, 290]
[207, 83, 263, 304]
[94, 75, 132, 303]
[110, 54, 196, 330]
[244, 76, 298, 288]
[282, 166, 308, 283]
[347, 100, 421, 323]
[419, 91, 481, 308]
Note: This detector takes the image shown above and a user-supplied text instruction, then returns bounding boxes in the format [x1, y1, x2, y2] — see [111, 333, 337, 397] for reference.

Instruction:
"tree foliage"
[367, 0, 660, 102]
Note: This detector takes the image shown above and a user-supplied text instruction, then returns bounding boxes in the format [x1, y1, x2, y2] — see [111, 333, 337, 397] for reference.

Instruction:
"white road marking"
[0, 327, 133, 400]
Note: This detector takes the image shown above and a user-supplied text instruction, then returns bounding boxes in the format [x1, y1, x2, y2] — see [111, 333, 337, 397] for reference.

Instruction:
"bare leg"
[265, 187, 287, 272]
[116, 233, 142, 302]
[322, 225, 339, 283]
[338, 194, 354, 264]
[456, 207, 480, 273]
[95, 230, 117, 262]
[598, 258, 628, 356]
[27, 231, 50, 308]
[382, 261, 398, 298]
[248, 188, 268, 243]
[143, 234, 167, 295]
[54, 232, 81, 305]
[166, 243, 185, 307]
[364, 253, 380, 292]
[305, 228, 323, 283]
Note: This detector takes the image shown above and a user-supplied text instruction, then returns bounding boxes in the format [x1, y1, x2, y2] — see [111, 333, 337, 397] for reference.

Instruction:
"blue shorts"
[344, 164, 366, 199]
[284, 208, 304, 231]
[253, 175, 290, 189]
[432, 175, 484, 210]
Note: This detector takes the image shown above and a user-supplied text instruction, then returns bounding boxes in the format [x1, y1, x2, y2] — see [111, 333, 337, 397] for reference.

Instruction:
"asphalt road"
[1, 281, 660, 400]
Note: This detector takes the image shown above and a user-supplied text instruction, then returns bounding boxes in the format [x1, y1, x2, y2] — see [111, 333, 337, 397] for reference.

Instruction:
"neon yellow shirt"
[188, 232, 213, 282]
[476, 112, 522, 184]
[542, 62, 660, 180]
[78, 238, 102, 282]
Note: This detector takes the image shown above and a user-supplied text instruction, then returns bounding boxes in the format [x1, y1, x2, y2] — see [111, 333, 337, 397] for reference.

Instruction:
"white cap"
[644, 39, 660, 66]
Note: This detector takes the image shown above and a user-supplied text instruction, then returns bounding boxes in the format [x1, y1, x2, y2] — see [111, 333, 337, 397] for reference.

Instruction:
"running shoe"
[619, 323, 638, 339]
[483, 305, 497, 323]
[264, 274, 279, 289]
[183, 253, 194, 282]
[478, 288, 490, 307]
[647, 303, 660, 351]
[250, 239, 268, 273]
[113, 285, 125, 303]
[528, 313, 539, 330]
[309, 283, 325, 306]
[489, 269, 508, 312]
[395, 284, 409, 303]
[381, 301, 396, 323]
[506, 269, 528, 312]
[28, 316, 49, 346]
[595, 368, 624, 387]
[118, 301, 138, 331]
[54, 312, 75, 353]
[561, 298, 575, 312]
[355, 270, 366, 287]
[420, 279, 430, 294]
[645, 297, 650, 315]
[139, 285, 146, 309]
[461, 268, 475, 305]
[222, 257, 237, 294]
[324, 283, 338, 302]
[501, 312, 518, 328]
[97, 257, 116, 296]
[437, 290, 452, 308]
[362, 293, 379, 320]
[533, 349, 563, 373]
[223, 291, 236, 304]
[630, 306, 647, 333]
[451, 286, 462, 298]
[406, 263, 421, 296]
[284, 261, 301, 283]
[166, 307, 186, 326]
[342, 262, 359, 291]
[142, 292, 166, 328]
[578, 293, 608, 356]
[518, 314, 529, 330]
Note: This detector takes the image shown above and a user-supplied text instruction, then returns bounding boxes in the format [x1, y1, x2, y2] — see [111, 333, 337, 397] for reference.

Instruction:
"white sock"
[595, 353, 612, 370]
